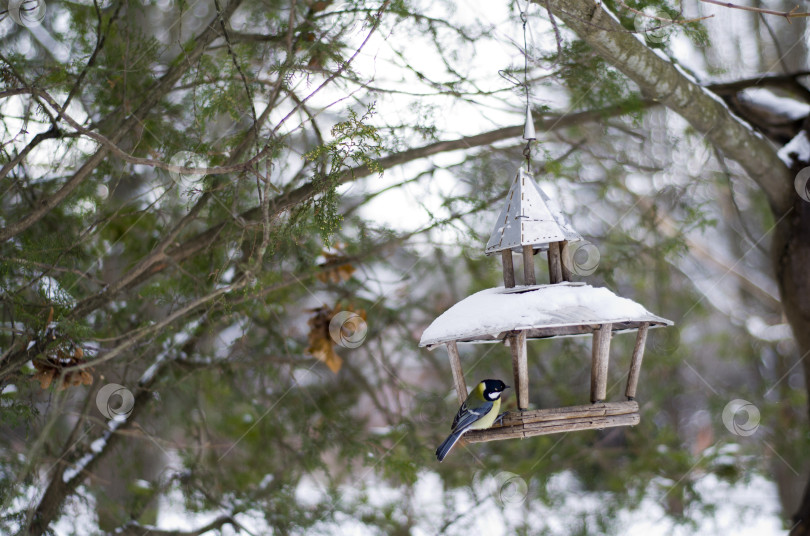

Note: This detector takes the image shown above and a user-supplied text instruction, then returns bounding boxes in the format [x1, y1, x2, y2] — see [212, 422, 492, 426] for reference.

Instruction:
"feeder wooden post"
[548, 241, 563, 284]
[509, 330, 529, 410]
[560, 240, 573, 281]
[501, 250, 515, 288]
[522, 245, 536, 285]
[626, 322, 649, 400]
[590, 324, 612, 403]
[446, 341, 467, 406]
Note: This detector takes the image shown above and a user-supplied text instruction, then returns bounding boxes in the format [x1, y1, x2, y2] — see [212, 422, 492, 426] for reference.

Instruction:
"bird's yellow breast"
[468, 397, 501, 430]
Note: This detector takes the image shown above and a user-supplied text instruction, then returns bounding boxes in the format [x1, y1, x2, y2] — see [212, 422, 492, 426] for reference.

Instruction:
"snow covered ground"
[47, 469, 783, 535]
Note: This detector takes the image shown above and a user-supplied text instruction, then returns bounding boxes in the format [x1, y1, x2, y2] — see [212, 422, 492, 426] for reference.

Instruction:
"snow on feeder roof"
[419, 283, 672, 349]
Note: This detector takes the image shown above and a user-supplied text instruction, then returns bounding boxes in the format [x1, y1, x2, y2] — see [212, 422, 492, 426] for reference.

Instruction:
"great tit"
[435, 379, 509, 462]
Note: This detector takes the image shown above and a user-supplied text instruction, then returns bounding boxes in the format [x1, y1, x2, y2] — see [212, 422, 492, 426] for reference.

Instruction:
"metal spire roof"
[485, 168, 581, 255]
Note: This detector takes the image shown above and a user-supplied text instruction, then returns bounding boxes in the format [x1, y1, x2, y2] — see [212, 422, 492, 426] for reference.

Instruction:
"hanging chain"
[520, 1, 532, 172]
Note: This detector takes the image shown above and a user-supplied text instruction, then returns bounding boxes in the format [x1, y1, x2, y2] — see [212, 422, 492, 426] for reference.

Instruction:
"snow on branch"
[115, 515, 238, 536]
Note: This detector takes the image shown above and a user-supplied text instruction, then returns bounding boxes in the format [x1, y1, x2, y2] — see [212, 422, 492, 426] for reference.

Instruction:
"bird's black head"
[481, 379, 509, 400]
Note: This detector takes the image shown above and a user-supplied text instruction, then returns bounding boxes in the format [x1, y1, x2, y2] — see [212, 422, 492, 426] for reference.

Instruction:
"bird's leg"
[494, 412, 508, 427]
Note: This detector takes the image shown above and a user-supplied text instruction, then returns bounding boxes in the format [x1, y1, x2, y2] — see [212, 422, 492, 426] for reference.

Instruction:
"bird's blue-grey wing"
[450, 400, 493, 432]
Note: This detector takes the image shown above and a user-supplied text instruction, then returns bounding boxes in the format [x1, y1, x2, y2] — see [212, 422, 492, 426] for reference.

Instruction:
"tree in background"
[1, 0, 809, 534]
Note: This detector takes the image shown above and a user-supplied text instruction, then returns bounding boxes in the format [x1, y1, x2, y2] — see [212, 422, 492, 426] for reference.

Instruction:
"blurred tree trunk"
[757, 0, 810, 519]
[774, 191, 810, 535]
[774, 0, 808, 72]
[542, 0, 810, 530]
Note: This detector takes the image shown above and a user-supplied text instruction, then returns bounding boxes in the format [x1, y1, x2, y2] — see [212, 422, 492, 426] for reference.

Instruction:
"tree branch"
[26, 351, 174, 534]
[0, 0, 245, 243]
[707, 71, 810, 101]
[543, 0, 794, 216]
[700, 0, 810, 21]
[116, 515, 238, 536]
[0, 100, 650, 385]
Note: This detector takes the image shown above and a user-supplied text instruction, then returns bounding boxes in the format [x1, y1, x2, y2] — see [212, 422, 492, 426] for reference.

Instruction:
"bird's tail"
[436, 429, 465, 462]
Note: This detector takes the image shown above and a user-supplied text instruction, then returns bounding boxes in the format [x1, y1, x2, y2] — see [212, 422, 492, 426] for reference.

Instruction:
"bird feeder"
[419, 168, 672, 443]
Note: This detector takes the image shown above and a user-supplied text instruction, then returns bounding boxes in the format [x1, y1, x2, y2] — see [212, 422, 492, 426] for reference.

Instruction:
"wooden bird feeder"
[419, 168, 672, 443]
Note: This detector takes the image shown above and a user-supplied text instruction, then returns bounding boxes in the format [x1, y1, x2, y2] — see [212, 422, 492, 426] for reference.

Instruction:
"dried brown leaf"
[306, 305, 343, 373]
[33, 368, 55, 389]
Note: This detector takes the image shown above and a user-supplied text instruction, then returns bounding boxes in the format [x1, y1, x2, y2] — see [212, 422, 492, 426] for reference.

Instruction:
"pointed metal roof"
[485, 168, 581, 255]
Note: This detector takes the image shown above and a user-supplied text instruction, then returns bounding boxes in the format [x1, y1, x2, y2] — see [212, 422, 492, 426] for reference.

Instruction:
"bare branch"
[700, 0, 810, 21]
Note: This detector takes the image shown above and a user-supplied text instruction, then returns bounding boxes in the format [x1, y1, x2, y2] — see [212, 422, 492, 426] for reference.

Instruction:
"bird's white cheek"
[487, 392, 499, 400]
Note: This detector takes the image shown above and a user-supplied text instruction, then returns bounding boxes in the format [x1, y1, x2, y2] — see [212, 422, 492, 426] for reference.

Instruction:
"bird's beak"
[504, 385, 511, 390]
